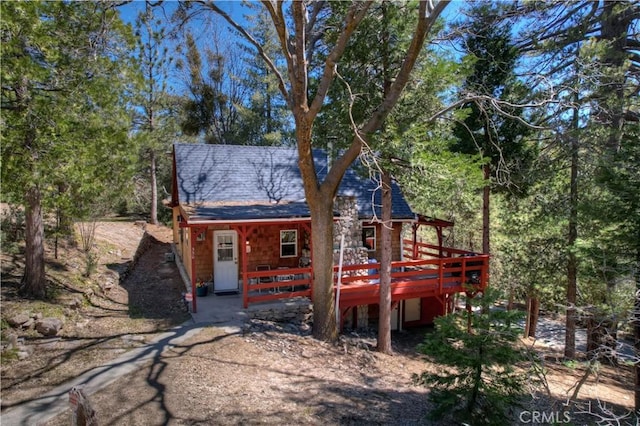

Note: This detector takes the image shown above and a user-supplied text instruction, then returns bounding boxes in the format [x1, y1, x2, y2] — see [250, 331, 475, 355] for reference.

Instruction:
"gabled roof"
[172, 143, 415, 222]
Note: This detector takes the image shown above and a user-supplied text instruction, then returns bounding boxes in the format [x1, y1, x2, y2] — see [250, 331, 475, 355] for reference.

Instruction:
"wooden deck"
[335, 254, 488, 309]
[243, 240, 489, 310]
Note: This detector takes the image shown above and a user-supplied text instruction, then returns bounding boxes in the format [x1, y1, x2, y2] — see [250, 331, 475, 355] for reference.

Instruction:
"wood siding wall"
[176, 222, 308, 284]
[245, 224, 306, 272]
[172, 210, 406, 285]
[363, 222, 404, 262]
[193, 228, 214, 282]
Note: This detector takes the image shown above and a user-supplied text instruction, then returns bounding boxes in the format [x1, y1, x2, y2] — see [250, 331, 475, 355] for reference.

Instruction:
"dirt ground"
[1, 221, 636, 425]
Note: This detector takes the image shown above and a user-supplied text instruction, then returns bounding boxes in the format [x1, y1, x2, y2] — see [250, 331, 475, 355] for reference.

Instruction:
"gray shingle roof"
[191, 202, 312, 221]
[173, 143, 414, 221]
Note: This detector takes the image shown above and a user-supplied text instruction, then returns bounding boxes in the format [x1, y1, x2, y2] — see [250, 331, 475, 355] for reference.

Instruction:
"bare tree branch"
[308, 2, 373, 118]
[305, 1, 327, 61]
[327, 0, 450, 194]
[196, 1, 291, 109]
[291, 1, 309, 111]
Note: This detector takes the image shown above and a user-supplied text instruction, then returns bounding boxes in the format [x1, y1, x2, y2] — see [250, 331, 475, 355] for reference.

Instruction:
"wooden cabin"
[169, 143, 488, 330]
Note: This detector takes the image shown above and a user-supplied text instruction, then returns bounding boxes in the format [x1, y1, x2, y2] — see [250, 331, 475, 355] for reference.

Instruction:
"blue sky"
[117, 1, 246, 27]
[117, 1, 467, 95]
[117, 1, 250, 92]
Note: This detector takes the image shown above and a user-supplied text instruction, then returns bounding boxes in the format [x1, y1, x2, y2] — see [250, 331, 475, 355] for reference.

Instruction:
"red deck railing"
[242, 240, 488, 309]
[334, 251, 488, 309]
[243, 266, 312, 308]
[402, 239, 476, 259]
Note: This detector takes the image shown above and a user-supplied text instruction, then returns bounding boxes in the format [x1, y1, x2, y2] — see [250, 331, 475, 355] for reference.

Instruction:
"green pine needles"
[415, 288, 530, 425]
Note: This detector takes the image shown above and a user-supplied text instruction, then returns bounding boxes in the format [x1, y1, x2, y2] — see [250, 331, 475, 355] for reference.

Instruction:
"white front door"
[213, 230, 238, 292]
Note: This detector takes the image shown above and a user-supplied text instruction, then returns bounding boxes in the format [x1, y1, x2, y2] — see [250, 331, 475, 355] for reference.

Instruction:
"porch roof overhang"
[362, 215, 416, 223]
[180, 201, 318, 226]
[415, 214, 454, 228]
[178, 200, 416, 228]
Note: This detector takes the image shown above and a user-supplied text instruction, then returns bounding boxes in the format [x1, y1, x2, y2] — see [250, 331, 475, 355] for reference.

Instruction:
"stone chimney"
[333, 196, 368, 267]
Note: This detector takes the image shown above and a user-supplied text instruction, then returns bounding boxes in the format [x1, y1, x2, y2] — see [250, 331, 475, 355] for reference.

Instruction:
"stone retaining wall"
[247, 301, 313, 324]
[117, 230, 154, 282]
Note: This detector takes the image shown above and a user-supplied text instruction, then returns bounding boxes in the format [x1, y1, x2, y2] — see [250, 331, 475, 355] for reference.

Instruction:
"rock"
[7, 334, 19, 349]
[242, 324, 252, 336]
[101, 278, 115, 294]
[7, 313, 30, 327]
[121, 334, 146, 344]
[284, 323, 298, 333]
[35, 318, 63, 336]
[69, 297, 83, 309]
[299, 323, 311, 333]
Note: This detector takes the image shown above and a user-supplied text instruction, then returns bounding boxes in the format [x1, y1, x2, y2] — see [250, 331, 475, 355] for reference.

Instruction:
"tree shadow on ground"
[67, 327, 435, 426]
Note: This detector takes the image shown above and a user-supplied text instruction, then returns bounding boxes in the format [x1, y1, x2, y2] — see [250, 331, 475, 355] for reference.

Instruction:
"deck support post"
[190, 227, 197, 313]
[466, 296, 472, 333]
[236, 225, 251, 309]
[412, 223, 419, 260]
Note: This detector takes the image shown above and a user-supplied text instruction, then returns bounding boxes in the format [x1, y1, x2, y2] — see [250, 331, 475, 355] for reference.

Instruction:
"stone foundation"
[341, 305, 370, 330]
[246, 300, 313, 324]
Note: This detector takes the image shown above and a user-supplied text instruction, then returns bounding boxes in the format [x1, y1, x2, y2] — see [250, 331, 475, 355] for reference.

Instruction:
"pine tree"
[1, 1, 137, 298]
[513, 0, 639, 362]
[178, 22, 249, 144]
[415, 288, 529, 425]
[132, 1, 177, 224]
[451, 3, 535, 257]
[236, 5, 292, 146]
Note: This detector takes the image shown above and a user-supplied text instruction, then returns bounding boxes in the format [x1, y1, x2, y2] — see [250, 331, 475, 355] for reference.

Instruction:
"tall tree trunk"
[524, 295, 540, 338]
[377, 171, 393, 354]
[600, 0, 629, 154]
[266, 86, 272, 135]
[309, 199, 338, 341]
[565, 129, 579, 359]
[150, 150, 158, 225]
[16, 76, 46, 299]
[56, 182, 74, 237]
[23, 185, 46, 299]
[482, 164, 490, 255]
[148, 73, 158, 226]
[600, 0, 634, 392]
[466, 296, 473, 333]
[467, 345, 483, 414]
[376, 5, 393, 354]
[294, 116, 339, 341]
[634, 227, 640, 411]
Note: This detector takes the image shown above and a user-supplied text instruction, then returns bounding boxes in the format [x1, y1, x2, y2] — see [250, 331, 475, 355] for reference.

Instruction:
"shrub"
[415, 288, 531, 425]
